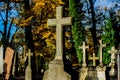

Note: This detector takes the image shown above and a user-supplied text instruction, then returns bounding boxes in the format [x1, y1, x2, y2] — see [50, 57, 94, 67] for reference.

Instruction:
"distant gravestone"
[0, 45, 3, 73]
[4, 47, 14, 80]
[99, 39, 106, 66]
[78, 42, 89, 80]
[25, 49, 33, 80]
[79, 42, 89, 67]
[43, 6, 72, 80]
[108, 46, 117, 77]
[96, 66, 106, 80]
[89, 52, 99, 66]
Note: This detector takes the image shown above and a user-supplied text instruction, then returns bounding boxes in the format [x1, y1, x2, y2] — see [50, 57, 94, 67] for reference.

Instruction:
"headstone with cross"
[99, 39, 106, 66]
[43, 6, 72, 80]
[108, 46, 117, 76]
[79, 42, 89, 67]
[25, 49, 33, 80]
[47, 6, 72, 60]
[108, 46, 117, 64]
[89, 52, 99, 66]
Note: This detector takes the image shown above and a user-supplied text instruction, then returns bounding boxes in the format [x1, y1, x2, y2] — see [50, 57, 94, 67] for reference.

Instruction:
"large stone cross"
[47, 6, 72, 60]
[99, 39, 106, 66]
[89, 52, 99, 66]
[26, 49, 33, 67]
[79, 42, 89, 67]
[108, 46, 117, 62]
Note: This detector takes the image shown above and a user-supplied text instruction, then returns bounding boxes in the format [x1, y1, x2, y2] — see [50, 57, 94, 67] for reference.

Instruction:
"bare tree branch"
[0, 12, 5, 22]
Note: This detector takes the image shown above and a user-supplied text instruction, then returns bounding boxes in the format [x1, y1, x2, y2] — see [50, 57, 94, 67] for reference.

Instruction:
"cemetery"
[0, 0, 120, 80]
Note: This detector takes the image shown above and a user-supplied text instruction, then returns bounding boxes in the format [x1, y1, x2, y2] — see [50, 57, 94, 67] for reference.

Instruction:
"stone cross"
[89, 52, 99, 66]
[108, 46, 117, 63]
[26, 49, 33, 67]
[47, 6, 72, 60]
[79, 42, 89, 67]
[99, 39, 106, 66]
[25, 49, 33, 80]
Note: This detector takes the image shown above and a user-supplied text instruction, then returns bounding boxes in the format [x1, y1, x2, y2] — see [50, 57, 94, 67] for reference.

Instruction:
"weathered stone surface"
[79, 67, 88, 80]
[43, 59, 71, 80]
[0, 46, 3, 73]
[43, 6, 72, 80]
[25, 66, 32, 80]
[96, 66, 106, 80]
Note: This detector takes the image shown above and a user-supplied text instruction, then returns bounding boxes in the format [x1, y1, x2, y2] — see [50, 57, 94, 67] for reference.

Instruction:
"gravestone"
[78, 42, 89, 80]
[4, 47, 14, 80]
[43, 6, 72, 80]
[99, 39, 106, 66]
[25, 49, 33, 80]
[0, 46, 3, 74]
[108, 47, 117, 78]
[79, 42, 89, 67]
[89, 52, 99, 66]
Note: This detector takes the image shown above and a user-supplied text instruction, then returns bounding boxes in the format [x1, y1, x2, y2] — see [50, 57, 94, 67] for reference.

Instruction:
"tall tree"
[69, 0, 85, 63]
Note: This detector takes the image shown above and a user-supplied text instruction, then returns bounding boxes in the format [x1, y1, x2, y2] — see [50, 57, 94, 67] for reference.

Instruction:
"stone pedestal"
[79, 67, 88, 80]
[43, 59, 71, 80]
[96, 66, 106, 80]
[25, 66, 32, 80]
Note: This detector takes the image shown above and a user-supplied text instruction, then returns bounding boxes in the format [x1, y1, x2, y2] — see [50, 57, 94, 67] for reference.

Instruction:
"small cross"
[99, 39, 106, 66]
[79, 42, 89, 67]
[26, 49, 33, 67]
[48, 6, 72, 60]
[89, 52, 99, 66]
[108, 46, 117, 62]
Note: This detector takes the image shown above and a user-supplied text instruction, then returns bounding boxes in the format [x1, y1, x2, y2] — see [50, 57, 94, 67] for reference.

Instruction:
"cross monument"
[47, 6, 72, 60]
[89, 52, 99, 66]
[43, 6, 72, 80]
[99, 39, 106, 66]
[25, 49, 33, 80]
[79, 42, 89, 67]
[108, 46, 117, 63]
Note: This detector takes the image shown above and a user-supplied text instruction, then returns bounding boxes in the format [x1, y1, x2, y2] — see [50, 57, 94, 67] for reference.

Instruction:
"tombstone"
[99, 39, 106, 66]
[43, 6, 72, 80]
[89, 52, 99, 66]
[25, 49, 33, 80]
[4, 47, 14, 80]
[78, 42, 89, 67]
[78, 42, 89, 80]
[0, 45, 3, 74]
[108, 46, 117, 79]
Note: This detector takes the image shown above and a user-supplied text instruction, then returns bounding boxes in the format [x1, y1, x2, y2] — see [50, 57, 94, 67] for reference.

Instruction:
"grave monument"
[43, 6, 72, 80]
[96, 40, 106, 80]
[25, 49, 33, 80]
[78, 42, 89, 80]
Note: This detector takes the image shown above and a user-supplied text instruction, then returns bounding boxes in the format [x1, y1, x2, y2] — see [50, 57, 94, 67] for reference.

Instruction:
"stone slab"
[43, 60, 71, 80]
[25, 66, 32, 80]
[0, 46, 3, 73]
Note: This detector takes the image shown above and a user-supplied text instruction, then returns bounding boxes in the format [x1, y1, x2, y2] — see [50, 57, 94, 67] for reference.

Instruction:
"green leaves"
[102, 19, 115, 64]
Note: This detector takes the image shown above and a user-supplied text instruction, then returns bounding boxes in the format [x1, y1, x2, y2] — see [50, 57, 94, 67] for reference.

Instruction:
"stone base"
[25, 66, 32, 80]
[79, 67, 88, 80]
[96, 66, 106, 80]
[43, 59, 71, 80]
